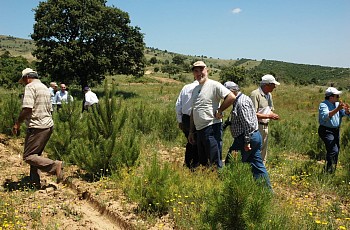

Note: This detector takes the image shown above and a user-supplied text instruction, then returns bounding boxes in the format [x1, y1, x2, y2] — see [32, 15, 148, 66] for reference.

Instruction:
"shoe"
[56, 161, 64, 183]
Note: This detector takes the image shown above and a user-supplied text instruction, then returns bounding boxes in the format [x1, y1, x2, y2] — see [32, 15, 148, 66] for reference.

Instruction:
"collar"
[259, 87, 268, 96]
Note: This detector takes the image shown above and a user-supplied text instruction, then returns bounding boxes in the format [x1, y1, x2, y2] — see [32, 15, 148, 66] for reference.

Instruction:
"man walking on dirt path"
[251, 74, 280, 165]
[188, 61, 236, 169]
[12, 68, 64, 189]
[176, 79, 199, 169]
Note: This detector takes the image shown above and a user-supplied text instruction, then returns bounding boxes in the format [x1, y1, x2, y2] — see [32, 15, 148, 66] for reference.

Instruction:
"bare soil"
[0, 134, 174, 229]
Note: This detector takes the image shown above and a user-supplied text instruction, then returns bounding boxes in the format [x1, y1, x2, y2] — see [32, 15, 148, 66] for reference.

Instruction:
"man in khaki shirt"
[250, 74, 280, 165]
[12, 68, 64, 189]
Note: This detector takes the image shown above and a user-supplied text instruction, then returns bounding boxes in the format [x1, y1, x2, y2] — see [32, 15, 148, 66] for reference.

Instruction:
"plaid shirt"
[230, 92, 258, 142]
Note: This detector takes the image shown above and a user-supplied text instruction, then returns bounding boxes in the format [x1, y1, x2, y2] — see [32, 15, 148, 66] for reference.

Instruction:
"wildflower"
[190, 202, 195, 205]
[315, 220, 321, 224]
[309, 212, 313, 216]
[178, 202, 182, 205]
[339, 226, 346, 230]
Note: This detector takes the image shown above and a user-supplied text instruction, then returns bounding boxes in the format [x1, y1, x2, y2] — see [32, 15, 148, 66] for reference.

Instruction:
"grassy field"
[1, 77, 350, 229]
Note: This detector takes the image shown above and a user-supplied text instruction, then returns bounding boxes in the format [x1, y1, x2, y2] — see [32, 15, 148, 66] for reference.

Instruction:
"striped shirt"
[230, 92, 258, 142]
[22, 79, 54, 129]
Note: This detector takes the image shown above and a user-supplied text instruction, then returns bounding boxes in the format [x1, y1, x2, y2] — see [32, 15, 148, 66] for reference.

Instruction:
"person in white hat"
[318, 86, 350, 173]
[188, 61, 236, 169]
[223, 81, 272, 189]
[12, 68, 64, 189]
[250, 74, 280, 165]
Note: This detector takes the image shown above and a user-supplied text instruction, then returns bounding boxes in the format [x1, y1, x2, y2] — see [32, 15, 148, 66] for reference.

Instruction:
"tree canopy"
[31, 0, 146, 87]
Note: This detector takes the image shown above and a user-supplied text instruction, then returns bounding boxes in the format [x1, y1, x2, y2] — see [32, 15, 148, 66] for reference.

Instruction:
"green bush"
[0, 92, 22, 135]
[47, 101, 85, 162]
[203, 162, 272, 229]
[126, 155, 179, 215]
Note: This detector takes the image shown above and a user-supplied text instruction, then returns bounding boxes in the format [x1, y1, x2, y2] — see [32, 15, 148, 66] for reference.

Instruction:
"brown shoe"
[56, 161, 64, 183]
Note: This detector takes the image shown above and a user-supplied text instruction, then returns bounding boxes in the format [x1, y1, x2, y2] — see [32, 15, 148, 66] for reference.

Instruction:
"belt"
[259, 122, 268, 126]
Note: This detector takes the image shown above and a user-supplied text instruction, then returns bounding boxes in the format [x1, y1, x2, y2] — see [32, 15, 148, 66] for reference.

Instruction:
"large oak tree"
[31, 0, 145, 87]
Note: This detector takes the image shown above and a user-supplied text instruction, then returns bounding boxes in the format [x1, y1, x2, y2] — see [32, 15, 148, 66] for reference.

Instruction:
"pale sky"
[1, 0, 349, 68]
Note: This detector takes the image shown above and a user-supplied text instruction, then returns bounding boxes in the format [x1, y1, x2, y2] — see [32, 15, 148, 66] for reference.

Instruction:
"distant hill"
[0, 35, 36, 61]
[1, 35, 349, 87]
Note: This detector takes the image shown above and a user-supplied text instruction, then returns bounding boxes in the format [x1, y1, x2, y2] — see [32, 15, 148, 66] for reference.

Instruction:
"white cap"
[224, 81, 240, 91]
[325, 87, 342, 96]
[261, 74, 280, 85]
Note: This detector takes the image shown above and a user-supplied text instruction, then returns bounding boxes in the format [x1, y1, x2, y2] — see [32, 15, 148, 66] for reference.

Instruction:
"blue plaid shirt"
[230, 93, 259, 142]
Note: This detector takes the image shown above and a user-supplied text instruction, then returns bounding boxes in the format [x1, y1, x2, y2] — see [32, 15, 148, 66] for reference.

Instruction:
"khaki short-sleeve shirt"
[22, 79, 54, 128]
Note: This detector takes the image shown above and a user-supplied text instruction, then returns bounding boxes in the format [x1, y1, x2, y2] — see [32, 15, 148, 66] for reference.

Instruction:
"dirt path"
[0, 134, 124, 230]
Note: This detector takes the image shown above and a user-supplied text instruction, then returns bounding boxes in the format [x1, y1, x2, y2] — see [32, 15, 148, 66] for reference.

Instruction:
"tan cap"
[192, 61, 207, 70]
[19, 68, 38, 83]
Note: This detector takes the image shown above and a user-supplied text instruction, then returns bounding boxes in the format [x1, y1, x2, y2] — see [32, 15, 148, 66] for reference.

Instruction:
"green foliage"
[219, 65, 248, 86]
[149, 56, 157, 64]
[32, 0, 145, 86]
[203, 162, 272, 229]
[0, 54, 31, 88]
[126, 155, 179, 215]
[161, 63, 181, 75]
[251, 59, 350, 86]
[47, 101, 85, 162]
[0, 92, 22, 135]
[155, 105, 181, 142]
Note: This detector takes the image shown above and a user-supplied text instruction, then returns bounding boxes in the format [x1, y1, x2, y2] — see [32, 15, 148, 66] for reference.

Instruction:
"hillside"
[1, 35, 350, 87]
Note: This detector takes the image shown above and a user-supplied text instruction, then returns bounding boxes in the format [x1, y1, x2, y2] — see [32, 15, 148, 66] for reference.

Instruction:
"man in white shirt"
[175, 80, 199, 169]
[55, 83, 73, 110]
[83, 87, 99, 111]
[188, 61, 236, 169]
[48, 82, 58, 109]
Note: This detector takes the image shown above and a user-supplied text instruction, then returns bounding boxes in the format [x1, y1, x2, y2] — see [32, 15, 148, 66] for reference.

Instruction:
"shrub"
[203, 161, 272, 229]
[0, 92, 21, 135]
[126, 155, 179, 215]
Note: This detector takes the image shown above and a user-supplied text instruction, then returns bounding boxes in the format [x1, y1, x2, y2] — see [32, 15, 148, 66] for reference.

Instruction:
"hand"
[244, 143, 251, 152]
[188, 132, 196, 145]
[269, 112, 279, 120]
[338, 102, 345, 110]
[12, 123, 20, 136]
[344, 103, 350, 114]
[215, 110, 224, 119]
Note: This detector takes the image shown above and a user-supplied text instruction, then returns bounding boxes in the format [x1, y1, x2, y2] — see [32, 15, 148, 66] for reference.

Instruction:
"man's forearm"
[219, 92, 236, 112]
[16, 108, 32, 124]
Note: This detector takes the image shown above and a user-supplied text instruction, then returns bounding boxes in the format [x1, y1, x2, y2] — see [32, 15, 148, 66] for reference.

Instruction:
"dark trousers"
[23, 127, 58, 185]
[197, 123, 223, 168]
[182, 115, 199, 168]
[318, 125, 340, 173]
